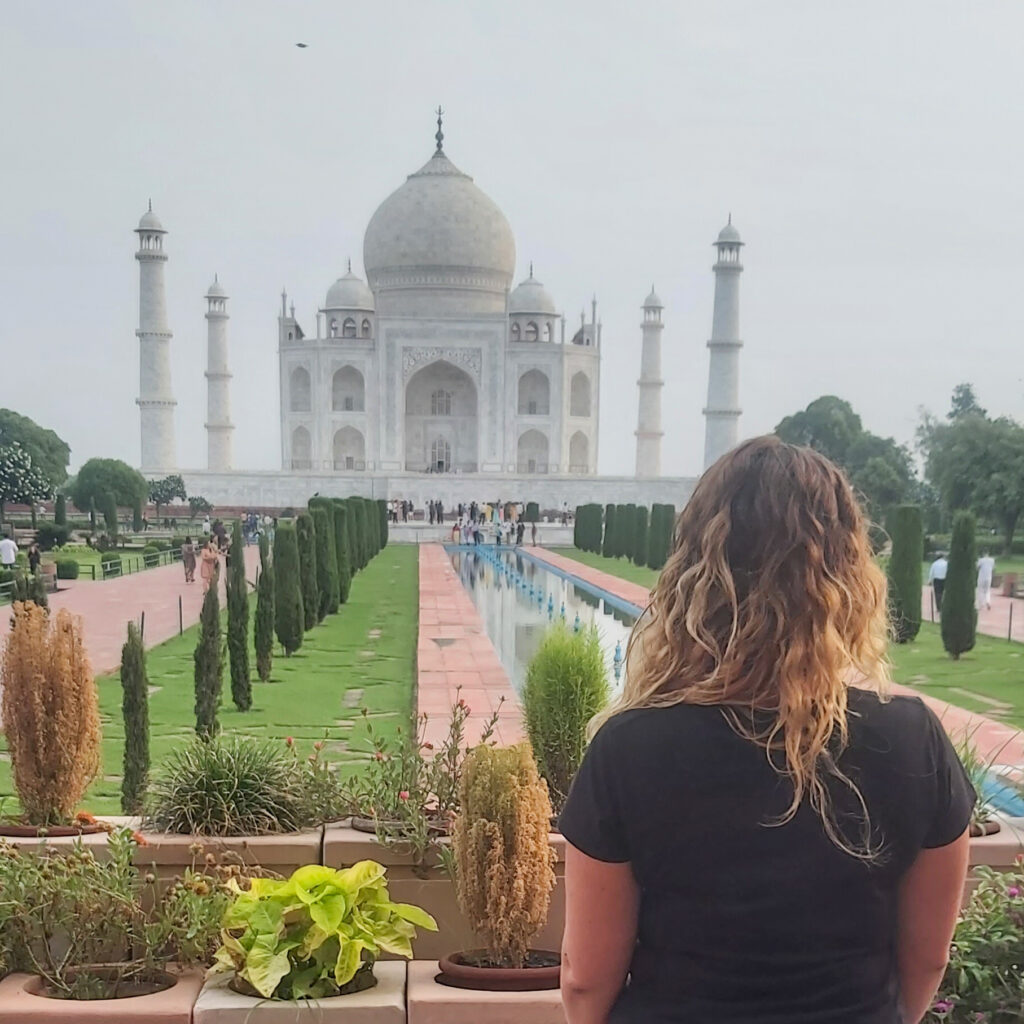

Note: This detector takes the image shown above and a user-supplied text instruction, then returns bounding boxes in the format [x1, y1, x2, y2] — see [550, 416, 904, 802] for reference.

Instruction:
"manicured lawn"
[550, 547, 660, 589]
[888, 622, 1024, 732]
[0, 544, 418, 816]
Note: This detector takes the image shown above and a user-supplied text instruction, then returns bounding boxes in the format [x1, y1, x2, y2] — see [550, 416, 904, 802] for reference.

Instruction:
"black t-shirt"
[558, 689, 975, 1024]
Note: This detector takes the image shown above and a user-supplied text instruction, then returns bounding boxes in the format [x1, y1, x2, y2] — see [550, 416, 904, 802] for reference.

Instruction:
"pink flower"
[374, 751, 384, 761]
[313, 740, 324, 751]
[285, 737, 294, 747]
[1009, 886, 1021, 897]
[399, 790, 409, 802]
[422, 742, 434, 751]
[933, 999, 953, 1013]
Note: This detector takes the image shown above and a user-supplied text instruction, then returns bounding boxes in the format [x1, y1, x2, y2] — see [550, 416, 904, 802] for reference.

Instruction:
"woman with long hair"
[559, 437, 973, 1024]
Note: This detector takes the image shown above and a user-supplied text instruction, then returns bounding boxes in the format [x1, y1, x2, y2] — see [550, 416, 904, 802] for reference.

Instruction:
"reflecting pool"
[447, 545, 637, 695]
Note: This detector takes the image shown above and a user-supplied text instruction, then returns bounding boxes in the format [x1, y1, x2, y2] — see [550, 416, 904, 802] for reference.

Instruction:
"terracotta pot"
[970, 819, 1002, 837]
[0, 821, 107, 838]
[35, 966, 175, 1000]
[436, 951, 560, 991]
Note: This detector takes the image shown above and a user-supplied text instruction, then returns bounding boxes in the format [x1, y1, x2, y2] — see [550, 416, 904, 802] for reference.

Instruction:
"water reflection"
[448, 546, 637, 695]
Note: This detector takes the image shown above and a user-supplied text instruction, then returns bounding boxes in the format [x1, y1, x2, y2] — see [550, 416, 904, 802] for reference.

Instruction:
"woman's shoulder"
[589, 702, 725, 752]
[846, 687, 936, 730]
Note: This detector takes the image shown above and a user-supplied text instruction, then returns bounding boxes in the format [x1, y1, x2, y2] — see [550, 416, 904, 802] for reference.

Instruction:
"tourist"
[559, 437, 973, 1024]
[26, 542, 41, 575]
[516, 520, 525, 546]
[202, 514, 211, 535]
[181, 536, 196, 583]
[531, 520, 538, 546]
[928, 552, 949, 612]
[0, 533, 16, 569]
[977, 549, 995, 611]
[199, 537, 219, 592]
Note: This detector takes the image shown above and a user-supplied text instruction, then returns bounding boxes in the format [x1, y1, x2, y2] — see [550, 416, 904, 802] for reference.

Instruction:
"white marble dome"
[717, 219, 742, 244]
[137, 207, 165, 232]
[509, 271, 556, 315]
[207, 276, 227, 298]
[363, 149, 516, 315]
[324, 269, 374, 311]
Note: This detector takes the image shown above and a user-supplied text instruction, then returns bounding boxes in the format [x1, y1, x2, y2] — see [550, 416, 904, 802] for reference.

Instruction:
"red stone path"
[0, 546, 260, 680]
[530, 548, 1024, 770]
[921, 584, 1024, 644]
[417, 544, 522, 748]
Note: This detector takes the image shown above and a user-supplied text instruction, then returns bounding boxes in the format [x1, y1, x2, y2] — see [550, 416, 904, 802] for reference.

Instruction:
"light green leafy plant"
[210, 861, 437, 1000]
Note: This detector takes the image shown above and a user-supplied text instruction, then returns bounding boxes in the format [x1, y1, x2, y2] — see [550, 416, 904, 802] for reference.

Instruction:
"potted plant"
[523, 623, 609, 816]
[927, 860, 1024, 1021]
[0, 603, 103, 837]
[0, 828, 228, 1019]
[954, 733, 1004, 837]
[195, 861, 435, 1019]
[437, 743, 558, 991]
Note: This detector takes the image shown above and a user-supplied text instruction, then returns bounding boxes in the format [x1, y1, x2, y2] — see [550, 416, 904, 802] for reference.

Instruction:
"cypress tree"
[602, 504, 616, 558]
[274, 521, 304, 655]
[526, 501, 540, 524]
[634, 506, 649, 567]
[622, 504, 637, 561]
[573, 506, 582, 548]
[333, 499, 352, 603]
[366, 498, 380, 559]
[194, 569, 223, 739]
[352, 497, 369, 569]
[941, 511, 977, 660]
[132, 497, 143, 533]
[311, 505, 337, 618]
[613, 504, 629, 559]
[378, 498, 389, 549]
[102, 492, 118, 537]
[254, 531, 274, 681]
[227, 520, 251, 710]
[887, 505, 923, 643]
[120, 620, 149, 813]
[344, 497, 360, 573]
[54, 493, 66, 526]
[296, 512, 319, 631]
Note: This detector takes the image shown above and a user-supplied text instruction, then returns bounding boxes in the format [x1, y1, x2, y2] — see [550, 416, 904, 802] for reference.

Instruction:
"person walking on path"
[199, 538, 220, 592]
[976, 550, 995, 610]
[928, 553, 948, 613]
[559, 437, 973, 1024]
[181, 536, 197, 584]
[26, 542, 41, 575]
[516, 520, 525, 546]
[202, 515, 211, 535]
[0, 533, 17, 570]
[531, 520, 538, 546]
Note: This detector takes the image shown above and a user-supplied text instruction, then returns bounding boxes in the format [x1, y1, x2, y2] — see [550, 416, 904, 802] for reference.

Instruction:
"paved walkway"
[921, 584, 1024, 643]
[533, 548, 1024, 769]
[0, 547, 260, 679]
[416, 544, 522, 748]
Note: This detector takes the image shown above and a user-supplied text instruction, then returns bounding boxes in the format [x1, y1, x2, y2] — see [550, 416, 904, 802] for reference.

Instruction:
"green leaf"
[390, 902, 438, 931]
[309, 893, 346, 935]
[241, 934, 295, 998]
[334, 938, 364, 987]
[337, 860, 386, 896]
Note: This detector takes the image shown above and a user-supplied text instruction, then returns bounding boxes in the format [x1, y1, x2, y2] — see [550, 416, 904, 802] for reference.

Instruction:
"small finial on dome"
[148, 198, 152, 212]
[214, 272, 218, 283]
[529, 261, 534, 278]
[728, 212, 731, 224]
[347, 258, 352, 273]
[435, 105, 444, 153]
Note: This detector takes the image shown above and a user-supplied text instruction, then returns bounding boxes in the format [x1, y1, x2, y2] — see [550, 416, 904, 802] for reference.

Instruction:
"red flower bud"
[285, 736, 294, 747]
[399, 790, 410, 801]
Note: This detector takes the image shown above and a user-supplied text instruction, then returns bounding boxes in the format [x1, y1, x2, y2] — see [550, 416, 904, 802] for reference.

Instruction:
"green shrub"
[101, 492, 118, 536]
[309, 503, 339, 618]
[54, 558, 79, 580]
[379, 498, 389, 549]
[523, 623, 609, 811]
[647, 503, 676, 570]
[602, 504, 616, 558]
[296, 512, 319, 631]
[526, 501, 540, 524]
[194, 570, 223, 738]
[347, 497, 365, 571]
[941, 511, 977, 660]
[274, 522, 303, 655]
[333, 500, 352, 604]
[227, 521, 251, 711]
[887, 505, 923, 643]
[145, 735, 310, 836]
[633, 506, 649, 567]
[254, 532, 274, 681]
[120, 621, 149, 814]
[12, 570, 48, 608]
[35, 522, 69, 551]
[132, 497, 143, 533]
[54, 493, 66, 526]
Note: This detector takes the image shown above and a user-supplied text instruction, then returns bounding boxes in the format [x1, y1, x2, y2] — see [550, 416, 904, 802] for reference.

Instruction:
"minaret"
[635, 287, 664, 477]
[703, 215, 744, 470]
[205, 275, 233, 471]
[134, 202, 177, 472]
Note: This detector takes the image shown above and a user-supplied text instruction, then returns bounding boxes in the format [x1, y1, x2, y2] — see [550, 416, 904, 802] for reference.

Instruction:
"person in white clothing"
[0, 533, 17, 569]
[928, 554, 948, 612]
[976, 550, 996, 610]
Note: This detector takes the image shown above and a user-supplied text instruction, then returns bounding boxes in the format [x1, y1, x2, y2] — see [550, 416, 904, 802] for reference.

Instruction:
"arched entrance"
[333, 427, 365, 470]
[517, 429, 549, 474]
[404, 361, 478, 472]
[569, 431, 589, 472]
[291, 426, 312, 469]
[332, 367, 365, 411]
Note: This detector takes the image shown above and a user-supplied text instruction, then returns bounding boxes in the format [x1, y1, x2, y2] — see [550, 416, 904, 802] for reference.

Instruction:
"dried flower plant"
[1, 603, 101, 825]
[452, 743, 556, 967]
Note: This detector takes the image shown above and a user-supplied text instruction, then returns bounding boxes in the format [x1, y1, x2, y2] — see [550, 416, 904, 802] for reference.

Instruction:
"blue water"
[446, 545, 636, 695]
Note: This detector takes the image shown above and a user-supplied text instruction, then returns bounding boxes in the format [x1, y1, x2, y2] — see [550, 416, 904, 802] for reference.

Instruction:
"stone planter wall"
[323, 824, 566, 961]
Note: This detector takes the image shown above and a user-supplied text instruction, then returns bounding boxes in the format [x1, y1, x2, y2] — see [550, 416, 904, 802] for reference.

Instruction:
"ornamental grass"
[1, 603, 100, 825]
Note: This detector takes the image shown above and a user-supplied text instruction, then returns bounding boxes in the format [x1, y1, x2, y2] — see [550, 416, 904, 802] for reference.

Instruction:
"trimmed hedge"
[35, 523, 70, 551]
[296, 512, 319, 631]
[273, 521, 304, 655]
[941, 511, 977, 660]
[633, 506, 649, 567]
[311, 505, 338, 618]
[55, 558, 79, 580]
[887, 505, 923, 643]
[602, 504, 616, 558]
[526, 501, 540, 524]
[54, 494, 66, 526]
[332, 499, 352, 604]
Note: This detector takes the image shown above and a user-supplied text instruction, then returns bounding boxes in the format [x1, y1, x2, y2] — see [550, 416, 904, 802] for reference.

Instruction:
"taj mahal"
[134, 113, 746, 509]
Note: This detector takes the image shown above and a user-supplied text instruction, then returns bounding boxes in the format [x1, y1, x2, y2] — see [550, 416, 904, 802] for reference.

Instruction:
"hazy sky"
[2, 1, 1021, 478]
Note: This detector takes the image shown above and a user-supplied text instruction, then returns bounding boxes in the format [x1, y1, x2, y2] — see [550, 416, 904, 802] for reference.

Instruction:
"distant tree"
[296, 512, 319, 631]
[887, 505, 923, 643]
[274, 522, 304, 655]
[344, 498, 360, 576]
[775, 396, 863, 464]
[254, 531, 275, 681]
[0, 442, 52, 521]
[226, 520, 251, 711]
[194, 567, 223, 738]
[120, 621, 150, 813]
[71, 458, 147, 513]
[0, 409, 70, 487]
[332, 499, 352, 604]
[54, 493, 66, 526]
[310, 504, 337, 619]
[378, 498, 389, 549]
[188, 495, 213, 518]
[941, 511, 977, 660]
[948, 382, 986, 421]
[602, 504, 616, 558]
[149, 474, 187, 517]
[132, 496, 144, 532]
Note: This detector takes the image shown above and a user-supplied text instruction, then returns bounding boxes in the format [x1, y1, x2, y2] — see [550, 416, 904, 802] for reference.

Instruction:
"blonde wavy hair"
[595, 436, 891, 857]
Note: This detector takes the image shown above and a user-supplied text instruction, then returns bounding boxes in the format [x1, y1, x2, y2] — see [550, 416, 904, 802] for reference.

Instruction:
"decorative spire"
[148, 198, 152, 212]
[728, 212, 732, 224]
[529, 261, 534, 278]
[347, 258, 352, 273]
[435, 105, 444, 153]
[214, 272, 218, 283]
